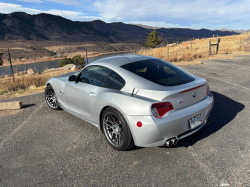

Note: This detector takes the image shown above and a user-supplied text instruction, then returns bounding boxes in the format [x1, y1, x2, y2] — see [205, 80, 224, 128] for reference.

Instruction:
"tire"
[45, 84, 61, 110]
[102, 107, 134, 151]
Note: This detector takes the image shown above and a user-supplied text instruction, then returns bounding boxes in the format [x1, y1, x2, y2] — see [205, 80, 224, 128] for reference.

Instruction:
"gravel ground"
[0, 56, 250, 186]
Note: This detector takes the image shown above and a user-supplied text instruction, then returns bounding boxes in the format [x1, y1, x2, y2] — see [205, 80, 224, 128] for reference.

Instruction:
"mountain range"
[0, 12, 239, 43]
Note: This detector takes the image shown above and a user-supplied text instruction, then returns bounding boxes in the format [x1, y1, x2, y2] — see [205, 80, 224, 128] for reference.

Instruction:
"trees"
[58, 54, 86, 68]
[0, 52, 4, 66]
[145, 30, 163, 48]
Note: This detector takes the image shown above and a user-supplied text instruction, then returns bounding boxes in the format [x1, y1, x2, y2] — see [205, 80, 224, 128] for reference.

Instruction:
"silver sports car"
[45, 55, 214, 151]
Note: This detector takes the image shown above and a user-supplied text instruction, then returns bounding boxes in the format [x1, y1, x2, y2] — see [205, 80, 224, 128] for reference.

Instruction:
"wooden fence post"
[8, 48, 15, 82]
[190, 41, 192, 54]
[85, 46, 88, 64]
[167, 41, 169, 60]
[239, 39, 241, 51]
[216, 38, 220, 54]
[209, 39, 211, 56]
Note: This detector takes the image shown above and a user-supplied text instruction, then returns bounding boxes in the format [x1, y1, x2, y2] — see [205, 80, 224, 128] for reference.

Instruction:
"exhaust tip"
[207, 117, 211, 124]
[165, 137, 179, 147]
[172, 138, 179, 145]
[165, 140, 173, 147]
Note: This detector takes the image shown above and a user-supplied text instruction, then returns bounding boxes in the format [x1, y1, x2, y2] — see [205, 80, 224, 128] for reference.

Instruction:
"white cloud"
[18, 0, 81, 6]
[18, 0, 43, 3]
[46, 0, 81, 6]
[1, 1, 250, 29]
[0, 2, 95, 21]
[94, 0, 250, 30]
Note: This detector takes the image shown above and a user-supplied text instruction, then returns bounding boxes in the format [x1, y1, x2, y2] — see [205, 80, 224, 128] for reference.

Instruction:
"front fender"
[46, 77, 67, 107]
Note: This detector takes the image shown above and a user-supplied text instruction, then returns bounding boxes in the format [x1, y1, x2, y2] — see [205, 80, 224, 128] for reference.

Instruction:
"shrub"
[145, 30, 163, 48]
[58, 54, 86, 68]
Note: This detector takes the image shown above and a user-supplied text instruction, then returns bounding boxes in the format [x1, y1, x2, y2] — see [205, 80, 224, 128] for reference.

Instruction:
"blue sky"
[0, 0, 249, 30]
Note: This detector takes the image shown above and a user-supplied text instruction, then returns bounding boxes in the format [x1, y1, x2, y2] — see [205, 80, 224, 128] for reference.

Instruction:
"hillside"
[138, 31, 250, 64]
[0, 12, 239, 43]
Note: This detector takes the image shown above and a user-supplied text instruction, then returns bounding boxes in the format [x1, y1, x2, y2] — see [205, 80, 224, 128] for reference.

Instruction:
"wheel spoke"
[117, 134, 119, 145]
[104, 122, 112, 129]
[108, 114, 116, 123]
[114, 134, 118, 145]
[47, 90, 53, 96]
[111, 132, 115, 142]
[104, 119, 113, 125]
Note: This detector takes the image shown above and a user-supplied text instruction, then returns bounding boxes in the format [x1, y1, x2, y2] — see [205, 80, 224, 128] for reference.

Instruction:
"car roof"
[91, 55, 155, 67]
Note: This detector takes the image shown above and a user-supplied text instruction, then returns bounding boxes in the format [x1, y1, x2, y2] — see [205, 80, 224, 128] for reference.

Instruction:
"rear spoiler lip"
[180, 84, 206, 93]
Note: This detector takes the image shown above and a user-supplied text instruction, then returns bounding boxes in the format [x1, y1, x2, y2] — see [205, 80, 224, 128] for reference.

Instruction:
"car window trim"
[101, 70, 111, 87]
[102, 70, 126, 90]
[76, 65, 110, 87]
[75, 65, 126, 90]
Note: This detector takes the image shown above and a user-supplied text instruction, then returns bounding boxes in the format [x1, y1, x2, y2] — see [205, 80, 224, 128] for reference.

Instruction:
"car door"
[64, 65, 110, 121]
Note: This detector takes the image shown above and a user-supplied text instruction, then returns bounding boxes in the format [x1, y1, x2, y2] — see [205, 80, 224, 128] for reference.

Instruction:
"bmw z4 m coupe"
[45, 55, 214, 151]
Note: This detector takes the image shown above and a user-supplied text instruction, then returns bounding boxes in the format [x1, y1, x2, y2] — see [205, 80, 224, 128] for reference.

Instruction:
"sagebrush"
[58, 54, 85, 67]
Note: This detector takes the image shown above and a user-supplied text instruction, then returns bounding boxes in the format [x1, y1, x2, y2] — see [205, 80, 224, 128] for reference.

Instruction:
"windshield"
[121, 59, 195, 86]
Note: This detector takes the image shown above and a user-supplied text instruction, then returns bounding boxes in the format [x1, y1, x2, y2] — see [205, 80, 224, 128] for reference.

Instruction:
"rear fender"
[95, 88, 156, 142]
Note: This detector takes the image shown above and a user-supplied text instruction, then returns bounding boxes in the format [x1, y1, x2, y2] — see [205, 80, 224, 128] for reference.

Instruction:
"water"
[0, 52, 133, 76]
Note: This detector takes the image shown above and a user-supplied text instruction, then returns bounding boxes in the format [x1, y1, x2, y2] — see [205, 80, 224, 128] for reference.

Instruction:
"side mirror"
[68, 75, 77, 82]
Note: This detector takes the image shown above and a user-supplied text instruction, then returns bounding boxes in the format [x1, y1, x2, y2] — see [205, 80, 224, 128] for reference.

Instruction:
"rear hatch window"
[121, 59, 195, 86]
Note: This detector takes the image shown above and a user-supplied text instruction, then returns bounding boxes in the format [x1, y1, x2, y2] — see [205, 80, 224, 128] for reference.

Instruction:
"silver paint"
[46, 55, 214, 147]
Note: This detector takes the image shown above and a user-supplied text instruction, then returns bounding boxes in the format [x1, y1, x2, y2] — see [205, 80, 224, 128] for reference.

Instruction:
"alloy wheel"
[103, 112, 124, 146]
[45, 87, 58, 108]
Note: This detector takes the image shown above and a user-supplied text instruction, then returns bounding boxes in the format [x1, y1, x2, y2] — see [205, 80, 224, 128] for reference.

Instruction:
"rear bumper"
[124, 96, 214, 147]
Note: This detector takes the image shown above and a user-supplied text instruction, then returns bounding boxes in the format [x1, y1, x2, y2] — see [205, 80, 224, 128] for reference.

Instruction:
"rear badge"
[193, 91, 197, 98]
[178, 100, 184, 104]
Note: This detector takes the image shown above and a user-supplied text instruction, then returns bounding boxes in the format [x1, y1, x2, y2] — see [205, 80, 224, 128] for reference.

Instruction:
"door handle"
[89, 92, 96, 98]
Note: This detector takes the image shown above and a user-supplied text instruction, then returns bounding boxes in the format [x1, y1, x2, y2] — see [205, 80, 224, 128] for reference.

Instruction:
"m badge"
[178, 100, 184, 104]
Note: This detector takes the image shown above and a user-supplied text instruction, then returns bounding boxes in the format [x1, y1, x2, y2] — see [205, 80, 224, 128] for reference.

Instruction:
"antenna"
[131, 88, 135, 96]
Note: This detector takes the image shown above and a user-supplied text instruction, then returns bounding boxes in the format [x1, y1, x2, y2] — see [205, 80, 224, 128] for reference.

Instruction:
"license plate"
[189, 114, 203, 129]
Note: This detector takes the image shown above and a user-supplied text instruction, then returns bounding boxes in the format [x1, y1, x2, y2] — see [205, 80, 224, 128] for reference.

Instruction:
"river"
[0, 52, 133, 76]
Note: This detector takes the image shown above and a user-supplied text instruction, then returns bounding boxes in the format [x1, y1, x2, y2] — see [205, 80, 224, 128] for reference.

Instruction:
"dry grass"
[0, 69, 71, 98]
[1, 32, 250, 100]
[137, 31, 250, 62]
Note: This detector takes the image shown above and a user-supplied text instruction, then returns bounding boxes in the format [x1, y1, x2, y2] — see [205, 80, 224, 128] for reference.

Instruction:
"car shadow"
[22, 104, 36, 108]
[129, 91, 245, 151]
[175, 91, 245, 148]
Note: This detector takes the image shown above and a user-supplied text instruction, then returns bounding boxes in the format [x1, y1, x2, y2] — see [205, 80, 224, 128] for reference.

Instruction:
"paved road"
[1, 56, 250, 186]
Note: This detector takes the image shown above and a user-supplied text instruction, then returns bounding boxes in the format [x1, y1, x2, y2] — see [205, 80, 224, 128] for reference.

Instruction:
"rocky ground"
[1, 55, 250, 186]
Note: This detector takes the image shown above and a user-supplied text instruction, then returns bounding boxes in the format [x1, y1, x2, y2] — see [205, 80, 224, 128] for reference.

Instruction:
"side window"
[103, 71, 125, 90]
[78, 66, 110, 87]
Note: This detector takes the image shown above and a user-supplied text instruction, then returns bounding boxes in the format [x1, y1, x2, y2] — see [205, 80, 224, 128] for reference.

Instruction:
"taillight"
[207, 86, 212, 97]
[151, 102, 174, 118]
[207, 87, 209, 96]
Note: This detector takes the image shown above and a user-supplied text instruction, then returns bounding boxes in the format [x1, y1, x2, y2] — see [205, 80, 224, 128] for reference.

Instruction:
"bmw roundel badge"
[193, 91, 197, 98]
